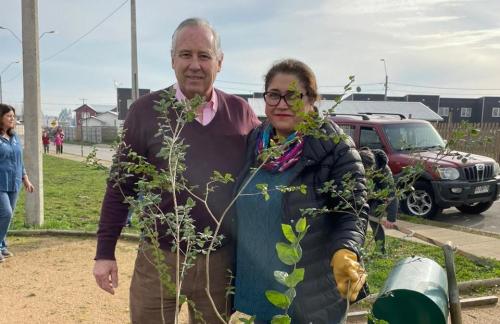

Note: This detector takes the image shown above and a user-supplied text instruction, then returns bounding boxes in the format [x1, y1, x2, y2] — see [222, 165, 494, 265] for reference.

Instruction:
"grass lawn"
[10, 155, 500, 293]
[364, 235, 500, 293]
[12, 155, 110, 231]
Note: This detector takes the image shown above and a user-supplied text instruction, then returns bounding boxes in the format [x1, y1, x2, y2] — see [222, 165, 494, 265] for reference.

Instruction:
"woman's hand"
[23, 176, 35, 193]
[331, 249, 367, 302]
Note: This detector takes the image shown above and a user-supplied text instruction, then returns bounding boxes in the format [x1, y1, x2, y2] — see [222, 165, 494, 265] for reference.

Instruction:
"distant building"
[83, 111, 119, 127]
[237, 93, 500, 123]
[116, 87, 151, 120]
[74, 104, 97, 126]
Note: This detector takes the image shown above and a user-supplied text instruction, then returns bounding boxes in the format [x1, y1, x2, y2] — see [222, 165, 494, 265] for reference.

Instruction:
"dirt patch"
[0, 236, 497, 324]
[0, 236, 136, 324]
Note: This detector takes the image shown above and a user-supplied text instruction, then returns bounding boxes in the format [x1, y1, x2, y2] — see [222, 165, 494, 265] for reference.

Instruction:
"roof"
[82, 116, 105, 123]
[247, 99, 443, 122]
[96, 111, 118, 117]
[317, 100, 443, 122]
[74, 104, 115, 113]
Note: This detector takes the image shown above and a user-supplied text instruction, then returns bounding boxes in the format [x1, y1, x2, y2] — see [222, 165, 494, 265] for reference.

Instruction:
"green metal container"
[371, 256, 449, 324]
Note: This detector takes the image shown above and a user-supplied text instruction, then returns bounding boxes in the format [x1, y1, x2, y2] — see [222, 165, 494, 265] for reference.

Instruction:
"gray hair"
[171, 18, 222, 59]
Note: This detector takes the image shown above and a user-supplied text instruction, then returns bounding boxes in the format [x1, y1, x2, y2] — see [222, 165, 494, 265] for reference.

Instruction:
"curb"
[399, 215, 500, 240]
[9, 229, 140, 241]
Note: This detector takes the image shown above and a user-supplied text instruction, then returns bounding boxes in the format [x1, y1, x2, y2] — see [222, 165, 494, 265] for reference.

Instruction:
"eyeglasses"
[263, 91, 305, 107]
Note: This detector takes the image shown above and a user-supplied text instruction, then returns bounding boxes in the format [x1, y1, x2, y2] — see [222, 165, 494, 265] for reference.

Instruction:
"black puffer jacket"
[235, 120, 369, 323]
[371, 149, 398, 222]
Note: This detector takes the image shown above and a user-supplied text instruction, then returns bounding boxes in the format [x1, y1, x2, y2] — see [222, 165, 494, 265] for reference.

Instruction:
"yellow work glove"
[331, 249, 367, 302]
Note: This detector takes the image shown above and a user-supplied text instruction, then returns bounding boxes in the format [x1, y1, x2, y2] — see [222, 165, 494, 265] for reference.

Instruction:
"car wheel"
[401, 181, 441, 219]
[456, 201, 494, 214]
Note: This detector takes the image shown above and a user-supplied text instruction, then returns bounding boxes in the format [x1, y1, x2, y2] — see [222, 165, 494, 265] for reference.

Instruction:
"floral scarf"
[256, 125, 304, 173]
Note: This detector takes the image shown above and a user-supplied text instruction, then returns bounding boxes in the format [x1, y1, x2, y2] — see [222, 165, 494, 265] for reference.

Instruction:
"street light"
[39, 30, 56, 40]
[0, 26, 56, 41]
[0, 60, 20, 103]
[380, 59, 388, 101]
[0, 26, 22, 43]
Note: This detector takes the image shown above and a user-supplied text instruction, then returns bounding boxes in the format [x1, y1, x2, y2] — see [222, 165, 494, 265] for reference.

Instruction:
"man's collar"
[173, 83, 217, 107]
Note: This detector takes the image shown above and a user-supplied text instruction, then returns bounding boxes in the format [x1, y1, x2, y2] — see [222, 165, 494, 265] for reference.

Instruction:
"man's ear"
[217, 53, 224, 72]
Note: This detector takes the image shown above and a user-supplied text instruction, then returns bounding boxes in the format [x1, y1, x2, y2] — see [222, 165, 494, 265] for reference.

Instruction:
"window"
[339, 125, 355, 139]
[360, 127, 383, 149]
[437, 107, 449, 116]
[460, 107, 472, 117]
[383, 123, 445, 151]
[492, 107, 500, 117]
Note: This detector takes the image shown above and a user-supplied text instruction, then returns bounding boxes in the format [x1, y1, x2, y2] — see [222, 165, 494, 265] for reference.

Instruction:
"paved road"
[60, 143, 115, 162]
[434, 200, 500, 234]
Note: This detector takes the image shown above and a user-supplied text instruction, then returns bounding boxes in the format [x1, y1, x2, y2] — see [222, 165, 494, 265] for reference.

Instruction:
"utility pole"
[381, 58, 388, 101]
[22, 0, 44, 225]
[130, 0, 139, 102]
[79, 98, 87, 156]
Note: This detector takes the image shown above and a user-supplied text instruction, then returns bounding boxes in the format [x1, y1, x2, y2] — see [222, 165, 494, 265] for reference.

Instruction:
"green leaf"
[265, 290, 291, 309]
[281, 224, 297, 243]
[273, 271, 288, 286]
[286, 268, 305, 288]
[239, 316, 256, 324]
[273, 268, 305, 289]
[276, 242, 302, 265]
[295, 217, 307, 233]
[271, 315, 291, 324]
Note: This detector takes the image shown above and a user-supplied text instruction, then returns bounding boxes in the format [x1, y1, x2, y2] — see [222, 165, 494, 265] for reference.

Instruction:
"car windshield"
[383, 123, 445, 151]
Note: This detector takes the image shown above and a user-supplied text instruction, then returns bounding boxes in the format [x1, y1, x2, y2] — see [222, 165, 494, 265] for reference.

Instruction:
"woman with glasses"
[0, 104, 34, 263]
[233, 59, 369, 323]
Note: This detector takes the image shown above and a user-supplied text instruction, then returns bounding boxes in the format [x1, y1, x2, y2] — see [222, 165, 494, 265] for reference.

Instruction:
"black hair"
[0, 103, 16, 137]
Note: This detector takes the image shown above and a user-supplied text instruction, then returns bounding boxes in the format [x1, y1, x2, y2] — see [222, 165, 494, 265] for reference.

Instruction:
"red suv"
[331, 113, 500, 218]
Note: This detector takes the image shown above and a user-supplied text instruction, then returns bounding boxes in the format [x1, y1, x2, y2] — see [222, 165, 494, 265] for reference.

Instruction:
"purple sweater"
[96, 88, 260, 260]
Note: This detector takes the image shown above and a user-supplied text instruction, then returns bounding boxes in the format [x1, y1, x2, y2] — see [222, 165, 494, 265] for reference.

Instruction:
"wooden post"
[443, 242, 462, 324]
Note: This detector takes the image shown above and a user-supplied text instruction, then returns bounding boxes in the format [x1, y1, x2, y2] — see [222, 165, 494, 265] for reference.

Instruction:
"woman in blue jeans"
[0, 104, 34, 263]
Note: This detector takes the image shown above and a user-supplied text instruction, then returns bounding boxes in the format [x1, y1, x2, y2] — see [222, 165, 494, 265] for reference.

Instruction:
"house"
[82, 111, 119, 127]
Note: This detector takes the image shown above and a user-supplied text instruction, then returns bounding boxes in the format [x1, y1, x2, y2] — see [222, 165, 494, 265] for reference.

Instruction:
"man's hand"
[383, 220, 396, 229]
[93, 260, 119, 295]
[331, 249, 366, 302]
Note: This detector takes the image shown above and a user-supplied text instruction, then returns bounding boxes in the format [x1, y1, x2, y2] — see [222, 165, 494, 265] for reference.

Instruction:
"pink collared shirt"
[174, 83, 218, 126]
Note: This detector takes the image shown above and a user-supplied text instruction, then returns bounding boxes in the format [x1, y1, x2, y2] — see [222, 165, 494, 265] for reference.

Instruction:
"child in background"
[54, 131, 63, 154]
[42, 130, 50, 154]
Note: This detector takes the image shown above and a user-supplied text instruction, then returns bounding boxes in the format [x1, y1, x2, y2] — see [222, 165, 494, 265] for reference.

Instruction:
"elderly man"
[93, 18, 260, 323]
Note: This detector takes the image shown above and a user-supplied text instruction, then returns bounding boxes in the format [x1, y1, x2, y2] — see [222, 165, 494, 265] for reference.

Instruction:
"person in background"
[234, 59, 368, 323]
[358, 147, 398, 254]
[93, 17, 260, 323]
[54, 129, 63, 154]
[0, 103, 35, 263]
[42, 130, 50, 154]
[54, 127, 64, 154]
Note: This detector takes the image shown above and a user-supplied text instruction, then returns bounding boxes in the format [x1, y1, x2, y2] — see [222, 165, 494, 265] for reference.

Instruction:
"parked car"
[331, 113, 500, 218]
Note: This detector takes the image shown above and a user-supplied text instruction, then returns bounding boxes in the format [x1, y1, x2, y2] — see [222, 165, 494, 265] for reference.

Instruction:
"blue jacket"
[0, 133, 25, 192]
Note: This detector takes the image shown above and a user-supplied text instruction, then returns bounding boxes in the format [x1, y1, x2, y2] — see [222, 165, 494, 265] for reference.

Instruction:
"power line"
[390, 81, 500, 91]
[388, 88, 500, 97]
[42, 0, 129, 62]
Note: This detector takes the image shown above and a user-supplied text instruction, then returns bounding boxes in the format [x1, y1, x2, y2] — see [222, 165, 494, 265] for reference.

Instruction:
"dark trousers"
[369, 220, 386, 252]
[130, 242, 234, 324]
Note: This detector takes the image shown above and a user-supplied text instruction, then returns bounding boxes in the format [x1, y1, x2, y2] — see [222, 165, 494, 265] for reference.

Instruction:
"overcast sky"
[1, 0, 500, 115]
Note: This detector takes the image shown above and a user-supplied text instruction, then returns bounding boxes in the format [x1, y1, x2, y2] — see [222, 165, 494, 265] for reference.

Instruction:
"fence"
[433, 122, 500, 162]
[62, 126, 118, 144]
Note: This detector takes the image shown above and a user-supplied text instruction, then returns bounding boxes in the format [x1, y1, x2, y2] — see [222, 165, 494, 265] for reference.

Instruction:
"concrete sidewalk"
[386, 220, 500, 261]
